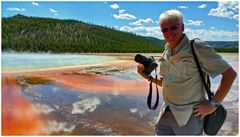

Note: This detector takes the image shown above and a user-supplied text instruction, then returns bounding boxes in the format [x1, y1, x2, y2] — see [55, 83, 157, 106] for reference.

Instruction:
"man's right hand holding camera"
[137, 64, 162, 87]
[137, 64, 150, 80]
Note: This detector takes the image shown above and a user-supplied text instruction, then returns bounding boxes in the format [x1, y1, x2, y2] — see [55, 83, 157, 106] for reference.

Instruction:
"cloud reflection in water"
[72, 97, 101, 114]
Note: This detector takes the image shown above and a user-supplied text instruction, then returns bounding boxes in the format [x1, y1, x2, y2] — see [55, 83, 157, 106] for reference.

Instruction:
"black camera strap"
[190, 39, 214, 100]
[147, 68, 159, 110]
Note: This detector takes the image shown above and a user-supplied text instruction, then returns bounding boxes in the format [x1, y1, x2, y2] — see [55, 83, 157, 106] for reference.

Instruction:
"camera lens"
[135, 54, 158, 75]
[134, 54, 149, 65]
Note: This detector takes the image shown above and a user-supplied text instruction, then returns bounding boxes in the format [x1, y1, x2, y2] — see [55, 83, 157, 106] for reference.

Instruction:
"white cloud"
[178, 6, 188, 9]
[110, 3, 119, 9]
[44, 120, 75, 134]
[233, 14, 239, 21]
[130, 108, 138, 113]
[112, 8, 136, 20]
[32, 2, 39, 6]
[72, 98, 101, 114]
[6, 7, 26, 12]
[198, 4, 207, 9]
[130, 18, 154, 26]
[54, 105, 59, 110]
[49, 8, 58, 13]
[119, 9, 125, 14]
[208, 1, 239, 21]
[119, 24, 238, 41]
[120, 25, 161, 38]
[187, 20, 204, 26]
[210, 27, 215, 29]
[120, 26, 132, 32]
[54, 13, 59, 16]
[112, 13, 137, 20]
[185, 28, 238, 41]
[34, 104, 55, 114]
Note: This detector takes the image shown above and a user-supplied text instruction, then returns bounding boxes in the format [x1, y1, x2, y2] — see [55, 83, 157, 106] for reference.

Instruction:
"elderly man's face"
[160, 19, 184, 48]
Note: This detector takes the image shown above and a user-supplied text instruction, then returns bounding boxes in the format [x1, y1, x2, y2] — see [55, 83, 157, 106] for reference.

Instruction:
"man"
[137, 10, 236, 135]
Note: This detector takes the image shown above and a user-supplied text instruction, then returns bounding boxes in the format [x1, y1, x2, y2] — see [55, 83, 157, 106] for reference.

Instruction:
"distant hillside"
[2, 14, 238, 53]
[206, 41, 238, 53]
[2, 14, 165, 53]
[207, 41, 238, 48]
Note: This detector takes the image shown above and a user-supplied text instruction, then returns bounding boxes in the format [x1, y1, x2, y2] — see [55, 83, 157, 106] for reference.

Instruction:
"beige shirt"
[159, 34, 231, 127]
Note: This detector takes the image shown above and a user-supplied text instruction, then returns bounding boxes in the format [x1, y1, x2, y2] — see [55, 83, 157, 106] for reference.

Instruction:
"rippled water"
[20, 82, 160, 135]
[2, 53, 238, 135]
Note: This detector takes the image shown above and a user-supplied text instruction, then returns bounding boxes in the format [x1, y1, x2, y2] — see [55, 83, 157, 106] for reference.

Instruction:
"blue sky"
[1, 1, 239, 41]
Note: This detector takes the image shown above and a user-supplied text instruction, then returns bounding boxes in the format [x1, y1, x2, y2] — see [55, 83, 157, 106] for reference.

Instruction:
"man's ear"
[182, 24, 185, 32]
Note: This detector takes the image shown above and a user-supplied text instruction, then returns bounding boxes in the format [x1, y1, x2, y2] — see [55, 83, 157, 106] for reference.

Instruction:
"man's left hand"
[193, 100, 217, 119]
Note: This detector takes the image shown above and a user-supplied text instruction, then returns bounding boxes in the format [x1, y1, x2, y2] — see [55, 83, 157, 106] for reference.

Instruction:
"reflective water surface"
[2, 53, 238, 135]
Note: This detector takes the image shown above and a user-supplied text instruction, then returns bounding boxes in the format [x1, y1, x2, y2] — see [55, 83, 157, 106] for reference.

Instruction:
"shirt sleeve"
[193, 39, 231, 78]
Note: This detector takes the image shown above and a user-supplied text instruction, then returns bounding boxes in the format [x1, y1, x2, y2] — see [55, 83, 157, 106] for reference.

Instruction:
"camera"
[134, 54, 158, 75]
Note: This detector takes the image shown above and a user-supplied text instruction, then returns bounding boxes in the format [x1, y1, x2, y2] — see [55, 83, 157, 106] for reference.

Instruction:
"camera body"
[134, 54, 158, 75]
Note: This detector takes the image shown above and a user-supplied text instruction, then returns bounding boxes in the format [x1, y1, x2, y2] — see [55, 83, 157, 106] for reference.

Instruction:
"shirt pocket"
[160, 60, 170, 77]
[178, 59, 198, 79]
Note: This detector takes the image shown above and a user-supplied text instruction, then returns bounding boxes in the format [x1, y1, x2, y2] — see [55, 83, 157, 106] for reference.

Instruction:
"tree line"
[2, 14, 238, 53]
[2, 14, 165, 53]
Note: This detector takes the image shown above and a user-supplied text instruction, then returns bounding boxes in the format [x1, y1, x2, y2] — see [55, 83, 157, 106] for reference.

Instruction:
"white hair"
[159, 10, 183, 25]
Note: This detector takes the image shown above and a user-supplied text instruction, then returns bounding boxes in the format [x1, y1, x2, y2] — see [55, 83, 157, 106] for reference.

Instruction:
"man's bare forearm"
[213, 67, 237, 104]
